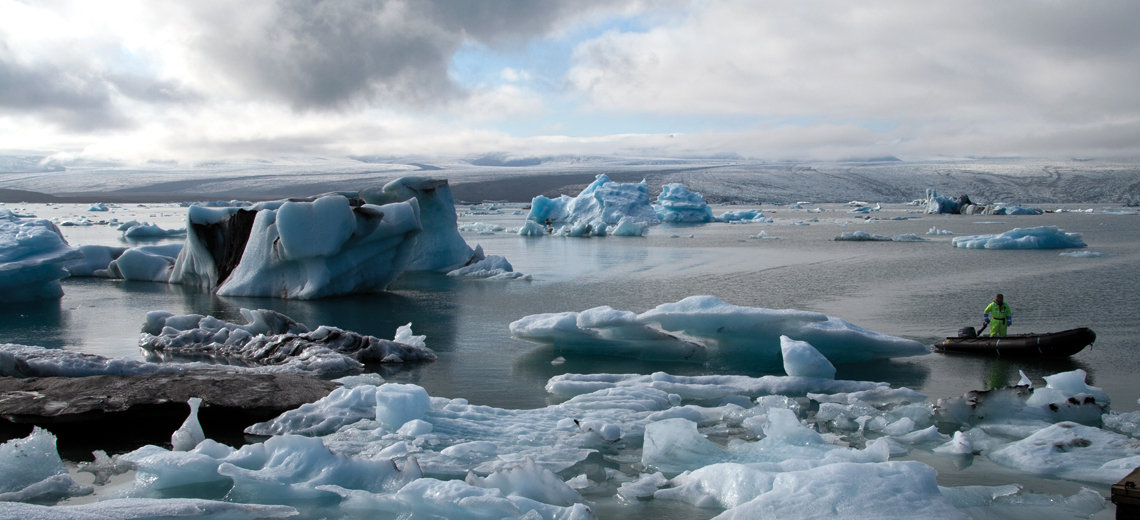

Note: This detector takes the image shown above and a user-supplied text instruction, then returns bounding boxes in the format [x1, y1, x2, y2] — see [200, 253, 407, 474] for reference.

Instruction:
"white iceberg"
[0, 216, 83, 302]
[780, 336, 836, 379]
[654, 183, 714, 223]
[121, 221, 187, 238]
[360, 177, 479, 272]
[952, 226, 1087, 249]
[987, 422, 1140, 483]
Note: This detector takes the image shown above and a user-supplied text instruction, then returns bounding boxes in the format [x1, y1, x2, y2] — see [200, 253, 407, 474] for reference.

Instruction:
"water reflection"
[0, 298, 68, 349]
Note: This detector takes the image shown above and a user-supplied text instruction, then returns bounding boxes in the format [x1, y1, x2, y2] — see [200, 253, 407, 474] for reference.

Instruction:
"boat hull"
[933, 327, 1095, 357]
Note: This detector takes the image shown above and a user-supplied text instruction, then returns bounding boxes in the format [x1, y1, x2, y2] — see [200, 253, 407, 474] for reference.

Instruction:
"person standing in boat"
[983, 294, 1012, 337]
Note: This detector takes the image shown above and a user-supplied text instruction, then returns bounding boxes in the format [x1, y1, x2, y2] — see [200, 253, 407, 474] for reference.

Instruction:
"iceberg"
[952, 226, 1087, 249]
[121, 221, 187, 238]
[511, 296, 928, 369]
[447, 254, 531, 280]
[654, 183, 715, 223]
[170, 194, 422, 299]
[526, 174, 660, 227]
[140, 308, 435, 373]
[0, 215, 83, 302]
[717, 209, 768, 222]
[360, 177, 479, 272]
[924, 189, 975, 214]
[834, 231, 892, 241]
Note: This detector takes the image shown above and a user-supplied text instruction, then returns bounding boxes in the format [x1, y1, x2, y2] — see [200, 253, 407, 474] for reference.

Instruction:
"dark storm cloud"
[190, 0, 641, 110]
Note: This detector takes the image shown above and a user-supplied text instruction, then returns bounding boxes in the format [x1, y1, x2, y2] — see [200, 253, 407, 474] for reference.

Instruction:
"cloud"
[565, 1, 1140, 155]
[184, 0, 648, 110]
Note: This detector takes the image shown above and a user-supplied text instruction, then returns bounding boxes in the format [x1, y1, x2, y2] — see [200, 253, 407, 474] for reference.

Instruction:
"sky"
[2, 0, 1139, 165]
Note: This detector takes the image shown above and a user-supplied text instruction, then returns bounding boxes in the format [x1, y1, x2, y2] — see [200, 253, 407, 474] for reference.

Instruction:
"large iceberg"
[509, 296, 929, 369]
[0, 212, 83, 303]
[359, 177, 479, 272]
[654, 183, 715, 223]
[526, 174, 660, 226]
[951, 226, 1087, 249]
[169, 194, 422, 299]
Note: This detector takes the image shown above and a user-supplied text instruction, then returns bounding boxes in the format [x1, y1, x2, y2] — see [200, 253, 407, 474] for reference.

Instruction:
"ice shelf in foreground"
[41, 365, 1128, 518]
[952, 226, 1087, 249]
[0, 211, 83, 303]
[526, 174, 660, 226]
[509, 296, 929, 369]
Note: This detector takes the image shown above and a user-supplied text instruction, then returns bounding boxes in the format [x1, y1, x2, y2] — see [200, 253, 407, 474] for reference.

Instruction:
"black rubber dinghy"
[933, 327, 1095, 357]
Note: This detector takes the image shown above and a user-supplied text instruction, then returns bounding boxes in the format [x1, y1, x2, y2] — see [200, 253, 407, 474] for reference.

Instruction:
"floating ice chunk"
[655, 463, 776, 509]
[78, 450, 135, 486]
[717, 209, 766, 222]
[1060, 251, 1113, 258]
[1024, 369, 1110, 406]
[991, 204, 1043, 215]
[526, 174, 659, 227]
[87, 203, 109, 211]
[1017, 370, 1032, 387]
[713, 461, 965, 520]
[952, 226, 1086, 249]
[807, 387, 927, 407]
[927, 226, 954, 235]
[834, 231, 892, 241]
[106, 244, 184, 282]
[0, 427, 93, 502]
[616, 472, 669, 501]
[247, 382, 368, 437]
[0, 428, 92, 501]
[375, 383, 432, 431]
[517, 220, 546, 236]
[0, 217, 83, 302]
[546, 372, 887, 401]
[2, 498, 297, 518]
[515, 296, 928, 369]
[987, 422, 1140, 483]
[121, 221, 187, 237]
[934, 382, 1108, 428]
[140, 309, 433, 374]
[447, 255, 531, 280]
[0, 343, 194, 377]
[891, 233, 930, 242]
[780, 336, 836, 379]
[642, 418, 728, 474]
[654, 183, 715, 223]
[1103, 411, 1140, 438]
[610, 220, 649, 236]
[933, 431, 974, 455]
[172, 397, 206, 451]
[465, 457, 589, 507]
[63, 244, 127, 276]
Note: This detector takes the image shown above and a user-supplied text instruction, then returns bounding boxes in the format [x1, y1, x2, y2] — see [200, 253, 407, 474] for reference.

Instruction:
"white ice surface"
[952, 226, 1087, 249]
[987, 422, 1140, 483]
[360, 177, 477, 272]
[779, 336, 836, 379]
[511, 296, 929, 368]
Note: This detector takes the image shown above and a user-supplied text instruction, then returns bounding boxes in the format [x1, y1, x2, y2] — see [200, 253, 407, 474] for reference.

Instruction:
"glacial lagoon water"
[2, 201, 1139, 517]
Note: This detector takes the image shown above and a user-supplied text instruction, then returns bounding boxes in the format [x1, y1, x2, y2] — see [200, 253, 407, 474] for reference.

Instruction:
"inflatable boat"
[932, 327, 1095, 357]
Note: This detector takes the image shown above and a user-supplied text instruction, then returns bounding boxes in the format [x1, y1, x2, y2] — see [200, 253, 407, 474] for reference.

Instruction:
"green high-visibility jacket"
[984, 301, 1011, 321]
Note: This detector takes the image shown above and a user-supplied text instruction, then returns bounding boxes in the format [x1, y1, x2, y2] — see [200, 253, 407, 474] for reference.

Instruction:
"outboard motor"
[958, 326, 977, 338]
